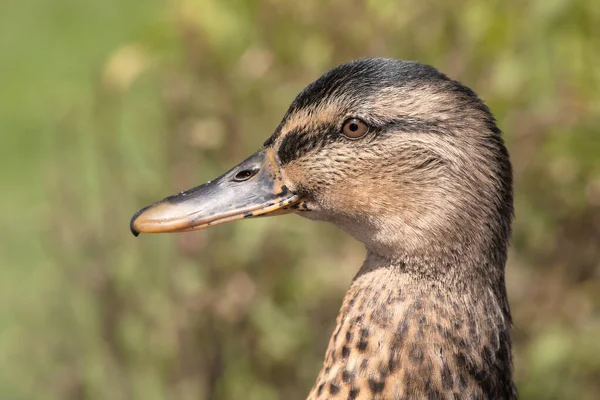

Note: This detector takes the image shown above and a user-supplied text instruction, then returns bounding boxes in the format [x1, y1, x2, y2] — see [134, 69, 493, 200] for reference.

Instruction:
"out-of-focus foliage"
[1, 0, 599, 398]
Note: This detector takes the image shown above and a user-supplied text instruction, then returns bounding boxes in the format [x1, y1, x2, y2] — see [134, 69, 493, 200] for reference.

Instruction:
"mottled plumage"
[131, 58, 516, 399]
[273, 59, 516, 399]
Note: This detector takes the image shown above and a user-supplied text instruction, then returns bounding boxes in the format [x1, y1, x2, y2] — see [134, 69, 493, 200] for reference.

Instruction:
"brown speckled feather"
[276, 60, 519, 399]
[308, 254, 515, 400]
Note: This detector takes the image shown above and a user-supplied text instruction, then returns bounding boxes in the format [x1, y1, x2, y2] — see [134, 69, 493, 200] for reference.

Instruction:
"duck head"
[131, 58, 512, 263]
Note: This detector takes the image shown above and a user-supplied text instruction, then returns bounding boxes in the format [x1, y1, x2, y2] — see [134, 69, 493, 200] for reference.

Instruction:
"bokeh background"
[1, 0, 599, 399]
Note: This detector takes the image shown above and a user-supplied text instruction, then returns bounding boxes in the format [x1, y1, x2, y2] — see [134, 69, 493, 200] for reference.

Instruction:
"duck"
[130, 58, 516, 399]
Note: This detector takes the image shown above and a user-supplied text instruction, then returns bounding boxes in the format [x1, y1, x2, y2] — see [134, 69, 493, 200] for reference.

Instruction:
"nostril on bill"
[232, 168, 259, 182]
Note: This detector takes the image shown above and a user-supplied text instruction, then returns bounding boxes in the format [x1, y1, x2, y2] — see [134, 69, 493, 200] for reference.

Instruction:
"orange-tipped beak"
[130, 149, 301, 236]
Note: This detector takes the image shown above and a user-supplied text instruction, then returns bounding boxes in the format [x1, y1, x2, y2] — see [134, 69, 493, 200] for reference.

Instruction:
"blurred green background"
[1, 0, 599, 399]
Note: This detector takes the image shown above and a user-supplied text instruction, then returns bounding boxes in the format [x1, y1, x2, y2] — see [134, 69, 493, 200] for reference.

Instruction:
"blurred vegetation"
[1, 0, 599, 399]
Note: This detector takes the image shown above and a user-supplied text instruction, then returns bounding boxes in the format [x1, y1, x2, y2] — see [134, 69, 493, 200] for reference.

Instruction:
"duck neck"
[308, 250, 516, 399]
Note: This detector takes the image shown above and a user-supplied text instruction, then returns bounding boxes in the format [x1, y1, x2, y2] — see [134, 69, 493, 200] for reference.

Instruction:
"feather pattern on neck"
[308, 251, 516, 400]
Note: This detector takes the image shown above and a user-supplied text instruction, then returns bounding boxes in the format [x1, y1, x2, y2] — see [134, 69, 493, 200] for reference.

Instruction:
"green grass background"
[1, 0, 599, 398]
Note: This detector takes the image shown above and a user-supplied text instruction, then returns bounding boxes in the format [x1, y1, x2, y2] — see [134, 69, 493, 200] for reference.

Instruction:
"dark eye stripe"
[278, 125, 341, 164]
[274, 116, 448, 164]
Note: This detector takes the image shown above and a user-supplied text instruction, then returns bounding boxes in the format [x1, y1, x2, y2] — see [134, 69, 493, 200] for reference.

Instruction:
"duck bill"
[130, 149, 300, 236]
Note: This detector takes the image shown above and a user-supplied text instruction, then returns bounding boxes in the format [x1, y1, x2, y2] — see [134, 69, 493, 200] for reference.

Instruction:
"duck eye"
[342, 118, 369, 138]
